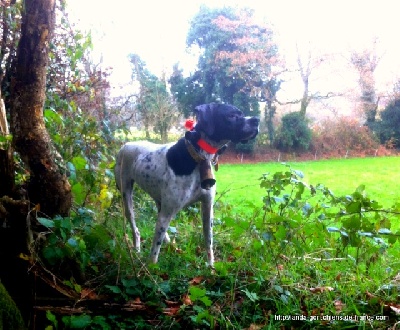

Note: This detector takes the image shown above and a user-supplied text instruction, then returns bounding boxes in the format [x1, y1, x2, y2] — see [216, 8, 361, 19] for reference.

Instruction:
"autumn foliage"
[311, 117, 380, 156]
[212, 9, 280, 98]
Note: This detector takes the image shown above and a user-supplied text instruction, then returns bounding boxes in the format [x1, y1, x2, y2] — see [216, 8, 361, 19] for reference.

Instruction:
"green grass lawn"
[216, 156, 400, 209]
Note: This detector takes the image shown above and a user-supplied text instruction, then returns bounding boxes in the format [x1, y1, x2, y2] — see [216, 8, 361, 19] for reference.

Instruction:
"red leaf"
[189, 276, 204, 285]
[182, 293, 193, 306]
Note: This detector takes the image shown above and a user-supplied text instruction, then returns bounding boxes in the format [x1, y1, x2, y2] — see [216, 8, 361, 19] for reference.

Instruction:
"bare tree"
[295, 44, 336, 117]
[278, 43, 338, 118]
[350, 38, 382, 124]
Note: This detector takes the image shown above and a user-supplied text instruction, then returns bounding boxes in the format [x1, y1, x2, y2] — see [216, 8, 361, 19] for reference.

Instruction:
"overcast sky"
[66, 0, 400, 97]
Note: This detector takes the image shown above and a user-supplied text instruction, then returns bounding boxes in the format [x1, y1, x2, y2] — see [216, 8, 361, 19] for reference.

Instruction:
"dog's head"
[194, 103, 259, 144]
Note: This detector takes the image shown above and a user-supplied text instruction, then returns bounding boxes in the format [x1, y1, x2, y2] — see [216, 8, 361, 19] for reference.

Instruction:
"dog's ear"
[194, 104, 216, 136]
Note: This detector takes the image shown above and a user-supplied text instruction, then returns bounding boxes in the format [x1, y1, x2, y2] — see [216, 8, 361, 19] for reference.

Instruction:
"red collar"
[197, 138, 219, 154]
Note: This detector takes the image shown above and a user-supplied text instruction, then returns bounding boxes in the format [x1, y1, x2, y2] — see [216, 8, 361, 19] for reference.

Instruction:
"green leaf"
[346, 201, 361, 213]
[72, 156, 87, 170]
[105, 285, 122, 294]
[42, 246, 62, 265]
[274, 225, 286, 240]
[327, 226, 340, 233]
[59, 218, 72, 230]
[78, 239, 86, 251]
[200, 296, 212, 307]
[92, 316, 110, 329]
[388, 235, 398, 244]
[272, 196, 284, 203]
[37, 217, 55, 228]
[280, 294, 289, 304]
[44, 108, 64, 125]
[0, 134, 12, 143]
[74, 283, 82, 293]
[189, 286, 206, 301]
[67, 162, 77, 181]
[67, 237, 78, 248]
[355, 184, 366, 194]
[293, 170, 304, 178]
[373, 237, 386, 245]
[358, 232, 373, 237]
[242, 288, 259, 302]
[69, 314, 92, 328]
[296, 182, 306, 199]
[46, 310, 58, 328]
[378, 228, 392, 235]
[72, 182, 85, 205]
[342, 215, 361, 230]
[75, 48, 83, 61]
[213, 262, 228, 276]
[252, 239, 263, 250]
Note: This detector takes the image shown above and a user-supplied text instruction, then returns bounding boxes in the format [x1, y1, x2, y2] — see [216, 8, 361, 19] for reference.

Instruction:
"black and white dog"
[115, 103, 259, 267]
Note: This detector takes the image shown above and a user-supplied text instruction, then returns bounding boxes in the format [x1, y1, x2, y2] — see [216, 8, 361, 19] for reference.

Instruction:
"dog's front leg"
[149, 214, 173, 263]
[202, 196, 215, 267]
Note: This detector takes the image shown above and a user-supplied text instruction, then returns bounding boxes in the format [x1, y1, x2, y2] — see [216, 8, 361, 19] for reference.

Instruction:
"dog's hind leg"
[202, 195, 215, 267]
[115, 146, 141, 252]
[122, 181, 141, 251]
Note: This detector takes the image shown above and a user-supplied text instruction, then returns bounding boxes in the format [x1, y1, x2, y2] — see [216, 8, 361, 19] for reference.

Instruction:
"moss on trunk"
[0, 281, 25, 330]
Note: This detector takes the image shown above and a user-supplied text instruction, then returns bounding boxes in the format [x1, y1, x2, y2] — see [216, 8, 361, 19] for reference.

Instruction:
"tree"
[171, 6, 280, 121]
[47, 18, 111, 122]
[211, 9, 281, 143]
[169, 64, 204, 118]
[0, 1, 74, 325]
[350, 39, 382, 124]
[9, 0, 71, 217]
[130, 54, 178, 142]
[283, 43, 336, 118]
[170, 6, 239, 113]
[297, 44, 319, 117]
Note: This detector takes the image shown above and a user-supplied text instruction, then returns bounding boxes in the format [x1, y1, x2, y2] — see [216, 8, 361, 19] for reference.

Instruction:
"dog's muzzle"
[237, 117, 260, 143]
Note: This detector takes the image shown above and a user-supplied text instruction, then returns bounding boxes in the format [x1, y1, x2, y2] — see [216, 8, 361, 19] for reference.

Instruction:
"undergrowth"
[34, 164, 400, 329]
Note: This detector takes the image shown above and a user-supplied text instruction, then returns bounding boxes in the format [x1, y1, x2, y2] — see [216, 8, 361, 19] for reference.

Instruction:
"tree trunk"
[299, 86, 309, 117]
[9, 0, 71, 217]
[264, 102, 276, 144]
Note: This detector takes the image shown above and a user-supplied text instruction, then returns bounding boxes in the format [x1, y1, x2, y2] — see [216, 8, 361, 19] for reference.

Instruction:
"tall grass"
[39, 156, 400, 329]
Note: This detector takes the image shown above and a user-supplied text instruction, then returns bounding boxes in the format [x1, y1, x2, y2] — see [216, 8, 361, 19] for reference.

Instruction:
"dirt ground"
[219, 146, 398, 164]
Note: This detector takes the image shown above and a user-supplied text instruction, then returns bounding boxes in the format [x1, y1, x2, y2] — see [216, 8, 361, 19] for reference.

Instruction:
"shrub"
[274, 112, 312, 152]
[311, 117, 379, 154]
[372, 99, 400, 147]
[234, 139, 256, 154]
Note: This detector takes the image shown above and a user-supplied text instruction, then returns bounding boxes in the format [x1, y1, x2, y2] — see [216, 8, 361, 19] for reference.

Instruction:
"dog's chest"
[132, 145, 206, 206]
